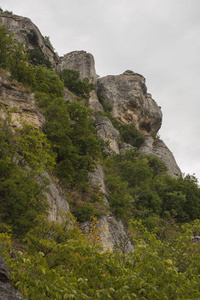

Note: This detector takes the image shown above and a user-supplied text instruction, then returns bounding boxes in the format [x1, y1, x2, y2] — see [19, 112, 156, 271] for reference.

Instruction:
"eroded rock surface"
[97, 70, 162, 135]
[89, 163, 109, 205]
[89, 164, 134, 252]
[43, 172, 70, 222]
[94, 116, 120, 153]
[140, 136, 181, 178]
[98, 215, 134, 253]
[81, 215, 134, 253]
[0, 254, 25, 300]
[59, 51, 97, 84]
[0, 75, 45, 130]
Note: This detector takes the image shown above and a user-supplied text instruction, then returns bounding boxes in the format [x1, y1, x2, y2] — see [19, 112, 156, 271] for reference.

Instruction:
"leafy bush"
[27, 48, 52, 68]
[0, 24, 27, 71]
[72, 202, 102, 222]
[1, 218, 200, 299]
[104, 149, 200, 226]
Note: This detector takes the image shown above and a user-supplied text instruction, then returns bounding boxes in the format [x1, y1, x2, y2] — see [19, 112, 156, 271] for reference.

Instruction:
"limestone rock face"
[0, 12, 59, 69]
[0, 75, 45, 130]
[98, 215, 134, 253]
[59, 51, 97, 84]
[94, 116, 120, 153]
[0, 254, 25, 300]
[43, 172, 70, 222]
[80, 215, 134, 253]
[89, 164, 134, 253]
[140, 136, 181, 178]
[89, 164, 109, 205]
[97, 70, 162, 135]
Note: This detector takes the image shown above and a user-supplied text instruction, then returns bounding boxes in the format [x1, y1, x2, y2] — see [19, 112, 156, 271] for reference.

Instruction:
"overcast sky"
[1, 0, 200, 182]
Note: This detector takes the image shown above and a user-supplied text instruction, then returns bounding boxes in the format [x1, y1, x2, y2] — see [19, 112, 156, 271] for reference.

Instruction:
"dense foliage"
[1, 217, 200, 299]
[0, 113, 55, 236]
[104, 149, 200, 228]
[27, 47, 52, 68]
[1, 23, 200, 299]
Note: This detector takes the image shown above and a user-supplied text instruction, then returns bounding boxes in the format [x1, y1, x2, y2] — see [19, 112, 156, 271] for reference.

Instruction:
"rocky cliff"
[0, 74, 70, 222]
[0, 11, 182, 257]
[0, 12, 59, 70]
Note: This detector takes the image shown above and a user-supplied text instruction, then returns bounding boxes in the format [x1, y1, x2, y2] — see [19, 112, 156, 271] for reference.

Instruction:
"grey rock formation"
[97, 70, 162, 135]
[98, 215, 134, 253]
[94, 116, 120, 153]
[89, 164, 134, 252]
[89, 163, 109, 205]
[0, 254, 25, 300]
[43, 172, 70, 222]
[59, 51, 97, 84]
[0, 12, 59, 69]
[140, 136, 181, 178]
[81, 215, 134, 253]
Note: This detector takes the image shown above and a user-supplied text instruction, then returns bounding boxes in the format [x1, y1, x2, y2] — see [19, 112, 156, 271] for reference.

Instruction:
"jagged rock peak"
[123, 69, 145, 80]
[97, 71, 162, 135]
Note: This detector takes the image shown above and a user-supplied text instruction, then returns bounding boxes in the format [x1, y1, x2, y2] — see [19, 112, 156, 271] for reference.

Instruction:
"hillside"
[0, 10, 200, 299]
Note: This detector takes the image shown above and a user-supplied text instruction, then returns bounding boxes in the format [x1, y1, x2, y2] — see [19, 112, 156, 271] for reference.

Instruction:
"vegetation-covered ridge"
[1, 21, 200, 299]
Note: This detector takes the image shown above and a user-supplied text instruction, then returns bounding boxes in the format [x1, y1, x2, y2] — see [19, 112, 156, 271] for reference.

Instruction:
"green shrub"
[0, 117, 55, 236]
[27, 48, 52, 68]
[60, 69, 94, 100]
[72, 202, 102, 223]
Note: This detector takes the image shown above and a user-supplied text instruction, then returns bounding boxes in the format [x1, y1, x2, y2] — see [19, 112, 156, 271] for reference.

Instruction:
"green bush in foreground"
[1, 217, 200, 299]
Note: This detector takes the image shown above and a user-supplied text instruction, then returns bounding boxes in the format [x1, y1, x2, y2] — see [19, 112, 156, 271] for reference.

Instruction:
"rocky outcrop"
[43, 172, 70, 222]
[94, 116, 120, 153]
[140, 136, 181, 178]
[0, 73, 45, 130]
[0, 12, 59, 69]
[81, 215, 134, 253]
[89, 164, 109, 205]
[89, 164, 134, 252]
[59, 51, 97, 84]
[97, 70, 162, 135]
[98, 215, 134, 253]
[0, 254, 25, 300]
